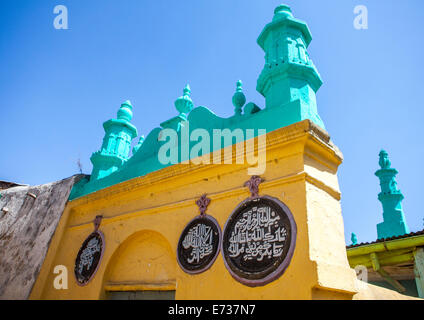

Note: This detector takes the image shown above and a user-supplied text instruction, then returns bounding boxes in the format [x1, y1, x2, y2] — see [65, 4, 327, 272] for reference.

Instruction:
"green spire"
[232, 80, 246, 115]
[256, 4, 325, 129]
[90, 100, 138, 180]
[117, 100, 133, 122]
[375, 150, 410, 239]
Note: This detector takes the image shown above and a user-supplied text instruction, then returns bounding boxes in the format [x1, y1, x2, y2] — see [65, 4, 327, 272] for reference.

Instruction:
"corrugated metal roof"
[346, 229, 424, 249]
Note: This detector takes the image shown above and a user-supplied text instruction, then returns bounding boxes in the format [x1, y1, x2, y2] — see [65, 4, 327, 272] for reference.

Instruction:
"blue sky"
[1, 0, 423, 244]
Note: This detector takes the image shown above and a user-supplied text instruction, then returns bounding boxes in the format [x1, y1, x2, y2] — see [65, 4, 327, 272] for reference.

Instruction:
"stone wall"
[0, 174, 85, 299]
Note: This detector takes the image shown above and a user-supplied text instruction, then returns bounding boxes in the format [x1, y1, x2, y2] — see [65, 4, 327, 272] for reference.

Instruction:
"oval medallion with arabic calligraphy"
[177, 215, 221, 274]
[74, 231, 105, 286]
[222, 195, 296, 287]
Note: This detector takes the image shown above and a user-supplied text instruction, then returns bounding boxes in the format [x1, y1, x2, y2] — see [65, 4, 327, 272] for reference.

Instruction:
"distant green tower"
[375, 150, 410, 239]
[256, 4, 325, 129]
[90, 101, 138, 180]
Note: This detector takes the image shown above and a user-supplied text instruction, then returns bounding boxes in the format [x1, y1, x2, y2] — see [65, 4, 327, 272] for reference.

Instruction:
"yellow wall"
[31, 120, 361, 300]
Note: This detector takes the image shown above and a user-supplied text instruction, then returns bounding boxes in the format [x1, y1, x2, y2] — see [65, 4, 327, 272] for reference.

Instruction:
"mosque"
[0, 4, 423, 300]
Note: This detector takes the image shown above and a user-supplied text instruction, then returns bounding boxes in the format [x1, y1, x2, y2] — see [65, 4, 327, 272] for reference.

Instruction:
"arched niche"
[102, 230, 176, 299]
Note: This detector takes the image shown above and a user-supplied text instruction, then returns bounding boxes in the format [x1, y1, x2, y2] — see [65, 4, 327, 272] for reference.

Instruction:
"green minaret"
[90, 101, 138, 180]
[375, 150, 410, 239]
[256, 4, 325, 129]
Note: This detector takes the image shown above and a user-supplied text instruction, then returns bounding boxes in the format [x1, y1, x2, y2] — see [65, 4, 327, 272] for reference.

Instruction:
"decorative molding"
[244, 176, 264, 199]
[196, 194, 211, 216]
[67, 171, 340, 231]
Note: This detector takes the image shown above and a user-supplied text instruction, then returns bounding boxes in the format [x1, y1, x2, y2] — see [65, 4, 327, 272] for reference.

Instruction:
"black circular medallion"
[74, 231, 104, 286]
[177, 215, 221, 274]
[222, 195, 296, 287]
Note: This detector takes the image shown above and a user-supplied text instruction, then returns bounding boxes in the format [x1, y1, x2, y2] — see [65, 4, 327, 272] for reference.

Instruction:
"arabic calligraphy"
[227, 205, 287, 262]
[222, 196, 296, 287]
[182, 223, 214, 263]
[177, 215, 221, 274]
[75, 232, 104, 285]
[77, 237, 101, 274]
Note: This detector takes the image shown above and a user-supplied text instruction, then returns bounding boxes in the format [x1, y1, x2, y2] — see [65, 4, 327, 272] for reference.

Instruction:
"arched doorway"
[103, 230, 176, 300]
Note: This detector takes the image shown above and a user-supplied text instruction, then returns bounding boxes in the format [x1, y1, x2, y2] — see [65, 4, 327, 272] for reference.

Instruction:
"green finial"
[351, 233, 358, 245]
[378, 149, 391, 169]
[273, 4, 293, 20]
[175, 84, 194, 117]
[117, 100, 133, 122]
[236, 80, 243, 91]
[183, 84, 191, 96]
[375, 150, 410, 239]
[376, 150, 399, 194]
[232, 80, 246, 115]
